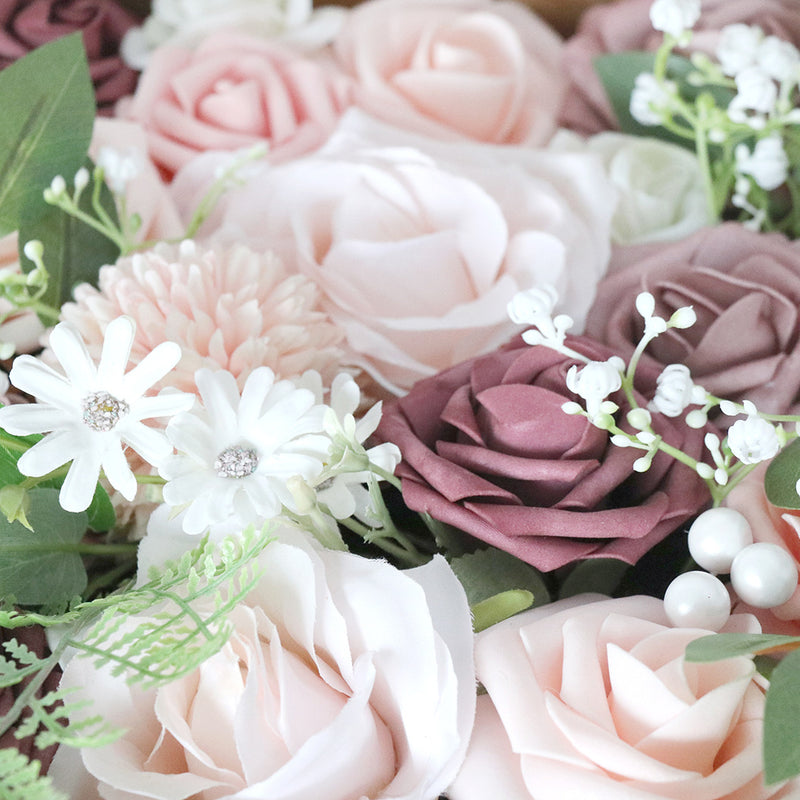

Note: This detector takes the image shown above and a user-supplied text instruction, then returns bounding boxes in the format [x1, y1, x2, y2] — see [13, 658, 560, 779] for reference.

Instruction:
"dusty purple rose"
[378, 335, 711, 572]
[585, 223, 800, 419]
[559, 0, 800, 134]
[0, 625, 61, 772]
[0, 0, 140, 112]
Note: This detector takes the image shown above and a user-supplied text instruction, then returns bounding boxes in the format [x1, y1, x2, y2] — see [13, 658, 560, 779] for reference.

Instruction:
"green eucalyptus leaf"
[764, 648, 800, 784]
[85, 484, 116, 532]
[0, 488, 87, 605]
[765, 439, 800, 509]
[0, 34, 94, 237]
[685, 633, 800, 662]
[559, 558, 630, 599]
[449, 546, 550, 609]
[471, 590, 534, 633]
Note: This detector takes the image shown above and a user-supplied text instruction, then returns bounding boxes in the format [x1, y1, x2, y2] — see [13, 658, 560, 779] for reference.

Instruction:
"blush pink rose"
[333, 0, 566, 145]
[584, 224, 800, 420]
[449, 594, 799, 800]
[118, 30, 353, 179]
[176, 111, 615, 394]
[53, 536, 475, 800]
[0, 0, 139, 113]
[559, 0, 800, 134]
[376, 335, 712, 572]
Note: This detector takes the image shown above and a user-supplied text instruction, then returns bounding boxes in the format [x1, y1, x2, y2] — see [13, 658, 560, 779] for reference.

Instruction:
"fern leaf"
[0, 748, 67, 800]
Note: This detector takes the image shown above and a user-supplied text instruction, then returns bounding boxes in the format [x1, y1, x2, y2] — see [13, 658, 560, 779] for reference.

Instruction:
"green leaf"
[472, 590, 534, 633]
[764, 648, 800, 783]
[0, 748, 67, 800]
[0, 34, 94, 237]
[85, 483, 116, 532]
[0, 488, 87, 605]
[685, 633, 800, 663]
[765, 438, 800, 509]
[449, 546, 550, 609]
[559, 558, 630, 599]
[19, 157, 120, 310]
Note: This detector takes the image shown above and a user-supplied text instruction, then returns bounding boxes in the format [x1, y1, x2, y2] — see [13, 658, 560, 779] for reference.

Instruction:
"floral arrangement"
[2, 0, 800, 798]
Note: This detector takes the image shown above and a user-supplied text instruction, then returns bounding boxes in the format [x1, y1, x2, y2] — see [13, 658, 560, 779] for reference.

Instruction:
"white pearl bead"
[730, 543, 798, 609]
[688, 507, 753, 574]
[663, 571, 731, 631]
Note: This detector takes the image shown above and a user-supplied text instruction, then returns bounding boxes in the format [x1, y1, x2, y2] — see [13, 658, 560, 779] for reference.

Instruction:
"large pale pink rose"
[585, 224, 800, 421]
[118, 30, 353, 179]
[332, 0, 566, 146]
[376, 335, 712, 572]
[449, 594, 799, 800]
[0, 0, 139, 113]
[177, 111, 615, 394]
[559, 0, 800, 134]
[53, 536, 475, 800]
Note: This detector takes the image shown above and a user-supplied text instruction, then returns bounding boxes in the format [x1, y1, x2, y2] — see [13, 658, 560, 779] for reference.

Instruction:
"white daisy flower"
[0, 317, 192, 512]
[161, 367, 330, 536]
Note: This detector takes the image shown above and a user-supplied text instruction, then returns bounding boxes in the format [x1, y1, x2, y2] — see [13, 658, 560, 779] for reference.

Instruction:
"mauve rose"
[175, 111, 614, 395]
[118, 30, 353, 179]
[332, 0, 566, 146]
[449, 594, 799, 800]
[585, 223, 800, 419]
[559, 0, 800, 134]
[0, 0, 139, 113]
[377, 335, 711, 572]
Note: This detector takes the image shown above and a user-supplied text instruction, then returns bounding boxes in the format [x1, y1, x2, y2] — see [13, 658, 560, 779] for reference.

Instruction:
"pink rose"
[0, 234, 46, 357]
[0, 0, 139, 113]
[53, 536, 475, 800]
[178, 111, 614, 394]
[376, 335, 711, 571]
[118, 30, 353, 179]
[585, 224, 800, 420]
[449, 594, 798, 800]
[559, 0, 800, 134]
[333, 0, 566, 145]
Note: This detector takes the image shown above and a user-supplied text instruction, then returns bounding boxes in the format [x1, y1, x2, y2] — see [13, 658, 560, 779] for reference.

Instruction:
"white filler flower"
[649, 0, 701, 39]
[161, 367, 330, 536]
[0, 317, 191, 512]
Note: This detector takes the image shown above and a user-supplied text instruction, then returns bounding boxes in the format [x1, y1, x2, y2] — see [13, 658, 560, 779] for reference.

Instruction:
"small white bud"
[696, 462, 715, 479]
[635, 291, 656, 319]
[22, 240, 43, 262]
[49, 175, 67, 196]
[714, 468, 729, 486]
[73, 167, 90, 191]
[627, 407, 652, 430]
[719, 400, 740, 416]
[633, 456, 652, 472]
[686, 409, 708, 428]
[610, 434, 633, 447]
[669, 306, 696, 329]
[561, 401, 583, 415]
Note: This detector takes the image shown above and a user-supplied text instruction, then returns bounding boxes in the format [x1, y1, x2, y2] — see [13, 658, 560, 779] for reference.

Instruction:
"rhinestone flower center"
[214, 445, 259, 478]
[82, 391, 129, 432]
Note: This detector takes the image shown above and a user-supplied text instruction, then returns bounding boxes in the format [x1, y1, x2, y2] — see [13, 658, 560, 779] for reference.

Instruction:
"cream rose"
[332, 0, 566, 146]
[53, 534, 475, 800]
[449, 594, 798, 800]
[177, 111, 614, 394]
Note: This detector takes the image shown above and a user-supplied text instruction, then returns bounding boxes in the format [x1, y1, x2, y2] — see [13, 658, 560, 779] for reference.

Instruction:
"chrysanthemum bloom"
[58, 240, 346, 397]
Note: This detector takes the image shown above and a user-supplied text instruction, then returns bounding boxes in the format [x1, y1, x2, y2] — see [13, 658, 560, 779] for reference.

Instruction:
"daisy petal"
[48, 322, 96, 391]
[96, 316, 135, 390]
[7, 356, 75, 410]
[60, 452, 103, 512]
[122, 422, 173, 468]
[0, 404, 73, 436]
[102, 444, 137, 501]
[130, 391, 195, 422]
[196, 369, 239, 434]
[123, 341, 182, 400]
[238, 367, 277, 427]
[17, 428, 87, 477]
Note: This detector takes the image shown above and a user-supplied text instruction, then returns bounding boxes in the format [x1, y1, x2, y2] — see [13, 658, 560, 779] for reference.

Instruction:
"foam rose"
[585, 224, 800, 419]
[177, 111, 614, 394]
[376, 335, 711, 572]
[118, 30, 353, 179]
[0, 0, 139, 113]
[332, 0, 565, 146]
[449, 594, 799, 800]
[559, 0, 800, 134]
[53, 535, 475, 800]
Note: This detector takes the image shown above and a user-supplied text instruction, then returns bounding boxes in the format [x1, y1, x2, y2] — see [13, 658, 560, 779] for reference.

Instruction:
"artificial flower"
[58, 239, 345, 396]
[558, 0, 800, 135]
[160, 367, 330, 536]
[0, 0, 139, 113]
[377, 335, 711, 572]
[52, 534, 476, 800]
[332, 0, 566, 146]
[117, 30, 353, 179]
[584, 223, 800, 420]
[177, 110, 615, 394]
[0, 317, 193, 512]
[553, 131, 712, 245]
[0, 233, 46, 357]
[449, 594, 798, 800]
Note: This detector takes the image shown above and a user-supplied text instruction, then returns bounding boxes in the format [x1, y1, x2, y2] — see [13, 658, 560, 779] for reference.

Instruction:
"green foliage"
[765, 438, 800, 509]
[471, 590, 534, 633]
[558, 558, 630, 599]
[685, 633, 800, 662]
[0, 637, 48, 689]
[0, 489, 88, 605]
[19, 157, 121, 311]
[0, 34, 94, 237]
[0, 748, 67, 800]
[764, 649, 800, 784]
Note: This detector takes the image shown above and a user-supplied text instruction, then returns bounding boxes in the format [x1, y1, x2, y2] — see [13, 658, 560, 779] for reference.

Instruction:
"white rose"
[51, 534, 476, 800]
[553, 131, 711, 245]
[174, 110, 615, 394]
